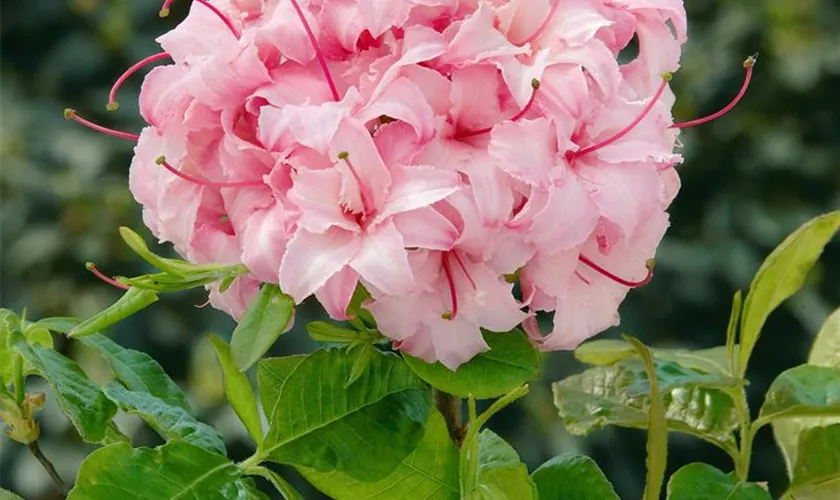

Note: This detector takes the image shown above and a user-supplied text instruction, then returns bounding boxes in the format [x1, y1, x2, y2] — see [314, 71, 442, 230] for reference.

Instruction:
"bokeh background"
[1, 0, 839, 498]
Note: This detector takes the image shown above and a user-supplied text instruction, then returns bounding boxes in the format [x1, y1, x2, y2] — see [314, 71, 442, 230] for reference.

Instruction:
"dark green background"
[1, 0, 838, 498]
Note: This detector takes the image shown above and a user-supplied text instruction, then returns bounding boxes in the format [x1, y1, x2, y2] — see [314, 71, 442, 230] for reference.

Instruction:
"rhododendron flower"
[69, 0, 755, 369]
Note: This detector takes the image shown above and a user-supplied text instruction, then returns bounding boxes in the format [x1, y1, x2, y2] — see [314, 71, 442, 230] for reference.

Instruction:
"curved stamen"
[452, 251, 476, 290]
[459, 79, 541, 138]
[568, 75, 671, 161]
[671, 54, 757, 130]
[441, 252, 459, 319]
[108, 52, 170, 111]
[337, 152, 373, 217]
[289, 0, 340, 101]
[160, 0, 240, 38]
[155, 156, 264, 188]
[519, 0, 560, 45]
[578, 255, 654, 288]
[64, 109, 140, 140]
[86, 262, 131, 290]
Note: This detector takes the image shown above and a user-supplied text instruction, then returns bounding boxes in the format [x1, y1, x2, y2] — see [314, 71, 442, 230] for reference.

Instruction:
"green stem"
[13, 355, 25, 404]
[433, 389, 464, 446]
[29, 441, 68, 495]
[733, 387, 753, 480]
[245, 465, 303, 500]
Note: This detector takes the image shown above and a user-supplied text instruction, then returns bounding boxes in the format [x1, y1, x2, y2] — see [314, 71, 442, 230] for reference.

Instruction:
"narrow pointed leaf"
[306, 322, 368, 343]
[531, 453, 619, 500]
[299, 409, 459, 500]
[738, 211, 840, 376]
[726, 291, 743, 373]
[78, 333, 189, 411]
[208, 335, 262, 445]
[69, 288, 158, 338]
[666, 463, 771, 499]
[68, 441, 261, 500]
[258, 348, 431, 481]
[575, 340, 735, 378]
[403, 330, 541, 399]
[13, 337, 115, 442]
[345, 342, 374, 388]
[231, 284, 294, 371]
[102, 383, 226, 455]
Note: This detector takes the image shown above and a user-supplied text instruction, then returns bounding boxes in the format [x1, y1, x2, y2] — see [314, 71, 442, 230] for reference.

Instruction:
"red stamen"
[108, 52, 170, 111]
[337, 152, 373, 217]
[568, 75, 671, 161]
[155, 156, 264, 188]
[459, 79, 541, 138]
[671, 54, 757, 130]
[452, 251, 476, 290]
[64, 109, 140, 141]
[519, 0, 560, 45]
[289, 0, 340, 101]
[441, 253, 459, 319]
[574, 270, 592, 285]
[160, 0, 240, 38]
[86, 262, 131, 290]
[578, 255, 654, 288]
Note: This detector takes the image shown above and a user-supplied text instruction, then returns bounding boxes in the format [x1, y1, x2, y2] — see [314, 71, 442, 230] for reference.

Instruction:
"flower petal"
[279, 228, 361, 303]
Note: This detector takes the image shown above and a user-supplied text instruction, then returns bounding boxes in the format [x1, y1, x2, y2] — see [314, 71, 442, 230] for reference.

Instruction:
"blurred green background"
[1, 0, 839, 498]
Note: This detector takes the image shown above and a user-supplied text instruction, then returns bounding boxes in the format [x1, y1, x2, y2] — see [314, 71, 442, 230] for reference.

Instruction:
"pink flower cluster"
[69, 0, 752, 369]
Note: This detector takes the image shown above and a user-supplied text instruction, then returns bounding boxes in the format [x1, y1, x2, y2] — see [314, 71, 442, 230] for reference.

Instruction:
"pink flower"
[70, 0, 755, 369]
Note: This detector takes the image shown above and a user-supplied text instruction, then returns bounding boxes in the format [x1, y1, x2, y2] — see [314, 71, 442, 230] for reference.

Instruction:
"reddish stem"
[519, 0, 561, 45]
[161, 0, 240, 38]
[577, 255, 654, 288]
[671, 55, 757, 129]
[108, 52, 170, 111]
[458, 79, 540, 138]
[155, 156, 264, 188]
[441, 253, 459, 319]
[64, 109, 140, 140]
[289, 0, 340, 101]
[86, 263, 130, 290]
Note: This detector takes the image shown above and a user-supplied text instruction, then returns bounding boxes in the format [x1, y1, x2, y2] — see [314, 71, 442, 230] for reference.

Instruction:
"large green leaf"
[531, 453, 619, 500]
[576, 339, 734, 378]
[14, 338, 115, 442]
[231, 284, 295, 371]
[68, 441, 261, 499]
[774, 307, 840, 474]
[552, 359, 739, 453]
[757, 365, 840, 427]
[0, 489, 24, 500]
[258, 348, 431, 481]
[69, 288, 159, 338]
[472, 429, 537, 500]
[738, 211, 840, 376]
[784, 424, 840, 499]
[666, 463, 771, 499]
[102, 383, 226, 455]
[208, 335, 262, 445]
[403, 330, 541, 399]
[299, 409, 459, 500]
[79, 333, 189, 412]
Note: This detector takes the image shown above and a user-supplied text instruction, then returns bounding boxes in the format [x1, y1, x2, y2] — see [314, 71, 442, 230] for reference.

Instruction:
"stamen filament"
[289, 0, 340, 101]
[64, 109, 140, 140]
[160, 0, 240, 38]
[578, 255, 654, 288]
[108, 52, 170, 111]
[671, 54, 757, 129]
[337, 152, 373, 217]
[441, 252, 459, 319]
[452, 251, 476, 290]
[459, 79, 541, 138]
[568, 75, 671, 160]
[86, 262, 131, 290]
[155, 156, 264, 188]
[519, 0, 560, 45]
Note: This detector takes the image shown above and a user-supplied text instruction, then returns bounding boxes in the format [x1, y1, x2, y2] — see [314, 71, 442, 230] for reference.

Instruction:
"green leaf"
[119, 226, 239, 278]
[258, 348, 431, 481]
[119, 270, 233, 292]
[726, 291, 744, 374]
[247, 466, 303, 500]
[774, 307, 840, 474]
[472, 429, 537, 500]
[1, 312, 55, 388]
[299, 409, 459, 500]
[0, 488, 25, 500]
[231, 284, 294, 371]
[784, 424, 840, 499]
[552, 359, 739, 454]
[666, 463, 771, 500]
[403, 330, 541, 399]
[69, 288, 159, 338]
[208, 335, 262, 446]
[531, 453, 619, 500]
[102, 383, 226, 455]
[13, 338, 115, 442]
[346, 283, 376, 327]
[757, 365, 840, 427]
[306, 321, 373, 343]
[345, 342, 375, 388]
[68, 441, 260, 500]
[77, 333, 189, 412]
[575, 339, 734, 377]
[738, 211, 840, 376]
[624, 336, 667, 500]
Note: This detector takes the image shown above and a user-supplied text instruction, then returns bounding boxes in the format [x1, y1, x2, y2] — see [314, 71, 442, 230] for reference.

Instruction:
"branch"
[28, 441, 68, 495]
[433, 389, 465, 446]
